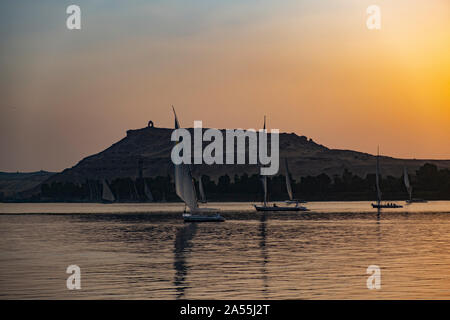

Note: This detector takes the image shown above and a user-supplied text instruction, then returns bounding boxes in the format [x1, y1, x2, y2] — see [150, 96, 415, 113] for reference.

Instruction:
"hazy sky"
[1, 0, 449, 172]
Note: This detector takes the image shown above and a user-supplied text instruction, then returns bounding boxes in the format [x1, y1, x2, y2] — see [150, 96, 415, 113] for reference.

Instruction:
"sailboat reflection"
[173, 223, 197, 299]
[259, 213, 269, 296]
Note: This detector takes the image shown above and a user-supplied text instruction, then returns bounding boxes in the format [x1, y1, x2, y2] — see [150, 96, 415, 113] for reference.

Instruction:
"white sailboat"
[101, 179, 115, 203]
[254, 117, 307, 212]
[404, 167, 427, 204]
[254, 159, 308, 212]
[371, 148, 402, 209]
[404, 167, 412, 202]
[172, 107, 224, 222]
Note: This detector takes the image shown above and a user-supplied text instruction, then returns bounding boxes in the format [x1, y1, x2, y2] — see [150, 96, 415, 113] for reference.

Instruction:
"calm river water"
[1, 201, 449, 299]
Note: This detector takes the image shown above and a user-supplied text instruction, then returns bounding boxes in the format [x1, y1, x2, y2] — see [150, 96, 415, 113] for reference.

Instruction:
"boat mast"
[260, 116, 268, 206]
[375, 146, 382, 206]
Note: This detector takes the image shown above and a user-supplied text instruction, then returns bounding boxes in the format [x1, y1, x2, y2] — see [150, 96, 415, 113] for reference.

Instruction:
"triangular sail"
[403, 167, 412, 201]
[284, 158, 293, 201]
[172, 107, 198, 212]
[102, 180, 115, 202]
[144, 181, 154, 202]
[174, 165, 198, 211]
[198, 177, 207, 203]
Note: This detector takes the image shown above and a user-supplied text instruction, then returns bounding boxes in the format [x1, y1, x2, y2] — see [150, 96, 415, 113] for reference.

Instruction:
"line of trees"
[34, 163, 450, 202]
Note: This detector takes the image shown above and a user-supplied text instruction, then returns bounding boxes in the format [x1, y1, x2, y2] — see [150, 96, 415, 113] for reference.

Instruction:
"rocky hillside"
[0, 171, 55, 198]
[41, 125, 450, 186]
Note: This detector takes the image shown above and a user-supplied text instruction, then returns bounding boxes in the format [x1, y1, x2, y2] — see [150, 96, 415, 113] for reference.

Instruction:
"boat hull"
[254, 205, 308, 212]
[371, 203, 403, 209]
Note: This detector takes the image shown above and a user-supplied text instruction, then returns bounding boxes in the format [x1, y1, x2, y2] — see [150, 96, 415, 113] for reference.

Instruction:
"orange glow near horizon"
[0, 0, 449, 171]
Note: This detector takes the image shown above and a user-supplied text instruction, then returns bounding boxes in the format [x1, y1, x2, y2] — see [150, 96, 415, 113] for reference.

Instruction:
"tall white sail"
[144, 181, 154, 202]
[375, 148, 382, 204]
[174, 165, 198, 211]
[284, 158, 293, 201]
[172, 107, 198, 212]
[198, 177, 207, 203]
[102, 180, 115, 202]
[403, 167, 412, 201]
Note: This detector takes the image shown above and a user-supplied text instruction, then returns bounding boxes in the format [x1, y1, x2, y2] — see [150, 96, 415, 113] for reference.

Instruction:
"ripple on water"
[0, 202, 450, 299]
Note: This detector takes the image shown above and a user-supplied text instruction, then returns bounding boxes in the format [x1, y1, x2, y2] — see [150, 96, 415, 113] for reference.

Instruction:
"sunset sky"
[1, 0, 449, 172]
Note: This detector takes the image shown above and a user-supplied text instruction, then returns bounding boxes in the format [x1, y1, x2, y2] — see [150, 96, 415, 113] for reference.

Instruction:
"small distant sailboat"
[403, 167, 427, 204]
[131, 179, 139, 201]
[283, 158, 307, 205]
[144, 180, 154, 202]
[172, 107, 224, 222]
[371, 148, 402, 209]
[198, 176, 207, 203]
[254, 117, 307, 212]
[87, 179, 94, 201]
[101, 179, 116, 203]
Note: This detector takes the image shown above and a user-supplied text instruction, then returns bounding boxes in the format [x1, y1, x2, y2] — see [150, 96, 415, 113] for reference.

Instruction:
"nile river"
[1, 201, 449, 299]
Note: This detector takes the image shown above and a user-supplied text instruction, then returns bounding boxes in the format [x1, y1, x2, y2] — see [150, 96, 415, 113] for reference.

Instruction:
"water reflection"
[375, 211, 382, 255]
[259, 213, 269, 297]
[2, 202, 450, 299]
[173, 223, 197, 299]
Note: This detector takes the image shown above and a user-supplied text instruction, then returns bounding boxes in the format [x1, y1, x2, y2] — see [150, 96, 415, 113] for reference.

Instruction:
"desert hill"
[43, 125, 450, 185]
